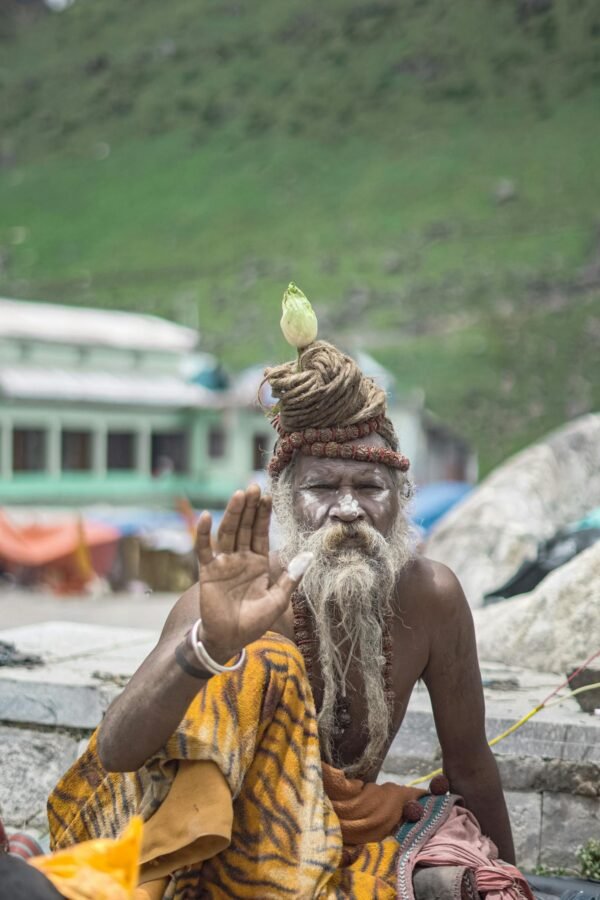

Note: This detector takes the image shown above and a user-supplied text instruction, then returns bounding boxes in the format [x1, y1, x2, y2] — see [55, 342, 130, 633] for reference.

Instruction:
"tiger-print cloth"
[48, 633, 402, 898]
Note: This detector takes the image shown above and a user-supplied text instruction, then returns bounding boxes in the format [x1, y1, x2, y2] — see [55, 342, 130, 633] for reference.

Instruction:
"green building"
[0, 297, 275, 508]
[0, 297, 475, 511]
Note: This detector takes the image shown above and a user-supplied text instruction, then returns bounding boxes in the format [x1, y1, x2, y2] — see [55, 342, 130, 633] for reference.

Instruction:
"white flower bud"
[280, 282, 318, 349]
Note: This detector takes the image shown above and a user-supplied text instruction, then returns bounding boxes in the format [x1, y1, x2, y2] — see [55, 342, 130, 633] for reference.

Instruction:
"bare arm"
[422, 563, 516, 865]
[97, 487, 311, 772]
[97, 587, 207, 772]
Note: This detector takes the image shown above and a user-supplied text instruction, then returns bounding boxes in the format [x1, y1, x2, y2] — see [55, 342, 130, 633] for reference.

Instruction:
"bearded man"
[47, 341, 533, 900]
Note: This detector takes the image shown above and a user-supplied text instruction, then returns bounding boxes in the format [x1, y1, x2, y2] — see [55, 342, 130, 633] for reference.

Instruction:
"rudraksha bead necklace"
[291, 591, 395, 739]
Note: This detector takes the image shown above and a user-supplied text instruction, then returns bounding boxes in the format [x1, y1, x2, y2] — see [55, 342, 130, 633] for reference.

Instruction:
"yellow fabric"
[139, 759, 232, 883]
[30, 816, 142, 900]
[133, 883, 166, 900]
[48, 633, 406, 899]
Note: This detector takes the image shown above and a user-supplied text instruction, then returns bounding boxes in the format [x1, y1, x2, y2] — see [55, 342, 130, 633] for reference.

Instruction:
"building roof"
[0, 297, 199, 353]
[230, 364, 275, 409]
[0, 366, 221, 408]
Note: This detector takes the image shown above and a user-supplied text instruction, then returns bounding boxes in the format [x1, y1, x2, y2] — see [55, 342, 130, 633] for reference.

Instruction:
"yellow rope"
[544, 681, 600, 708]
[406, 682, 600, 787]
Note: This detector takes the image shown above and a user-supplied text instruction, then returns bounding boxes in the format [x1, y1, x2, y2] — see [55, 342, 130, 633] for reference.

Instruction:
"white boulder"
[473, 541, 600, 674]
[425, 414, 600, 607]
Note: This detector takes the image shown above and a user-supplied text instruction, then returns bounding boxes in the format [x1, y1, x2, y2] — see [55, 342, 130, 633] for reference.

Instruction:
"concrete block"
[0, 621, 156, 662]
[496, 755, 548, 792]
[386, 665, 600, 772]
[0, 677, 116, 729]
[505, 790, 542, 870]
[0, 621, 155, 728]
[0, 726, 79, 829]
[497, 755, 600, 797]
[540, 792, 600, 869]
[492, 719, 600, 764]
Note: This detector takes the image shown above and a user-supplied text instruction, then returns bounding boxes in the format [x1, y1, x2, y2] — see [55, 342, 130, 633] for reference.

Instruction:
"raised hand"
[195, 484, 312, 664]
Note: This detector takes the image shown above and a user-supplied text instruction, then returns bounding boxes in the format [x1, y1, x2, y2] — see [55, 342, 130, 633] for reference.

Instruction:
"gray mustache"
[320, 522, 380, 553]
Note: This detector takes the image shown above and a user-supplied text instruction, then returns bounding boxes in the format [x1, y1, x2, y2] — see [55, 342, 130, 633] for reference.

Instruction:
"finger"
[236, 484, 261, 551]
[195, 511, 214, 565]
[250, 494, 272, 556]
[263, 551, 315, 618]
[216, 490, 245, 553]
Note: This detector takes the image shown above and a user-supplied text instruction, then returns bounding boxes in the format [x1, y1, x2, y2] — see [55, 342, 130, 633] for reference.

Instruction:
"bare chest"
[306, 614, 430, 777]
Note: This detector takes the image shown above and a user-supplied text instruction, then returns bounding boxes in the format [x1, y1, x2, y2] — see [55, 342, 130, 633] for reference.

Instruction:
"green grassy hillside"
[1, 0, 599, 473]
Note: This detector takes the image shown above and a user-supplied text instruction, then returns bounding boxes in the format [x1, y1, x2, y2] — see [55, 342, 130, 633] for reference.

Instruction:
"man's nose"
[329, 492, 365, 523]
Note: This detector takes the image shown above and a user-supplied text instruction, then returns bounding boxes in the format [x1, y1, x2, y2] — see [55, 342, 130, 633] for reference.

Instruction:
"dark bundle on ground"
[0, 856, 63, 900]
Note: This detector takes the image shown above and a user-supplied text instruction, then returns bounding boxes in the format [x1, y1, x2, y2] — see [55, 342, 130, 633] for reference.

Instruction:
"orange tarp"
[0, 512, 119, 568]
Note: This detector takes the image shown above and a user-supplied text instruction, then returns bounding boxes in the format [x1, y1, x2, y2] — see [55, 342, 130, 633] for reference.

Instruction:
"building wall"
[0, 395, 277, 507]
[188, 407, 276, 491]
[1, 322, 473, 507]
[0, 337, 181, 376]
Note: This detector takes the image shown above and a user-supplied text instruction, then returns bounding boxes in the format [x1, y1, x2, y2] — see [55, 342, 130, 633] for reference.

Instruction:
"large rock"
[474, 541, 600, 674]
[425, 414, 600, 606]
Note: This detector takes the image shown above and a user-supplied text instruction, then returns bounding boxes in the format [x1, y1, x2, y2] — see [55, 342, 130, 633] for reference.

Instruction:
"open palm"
[195, 484, 311, 664]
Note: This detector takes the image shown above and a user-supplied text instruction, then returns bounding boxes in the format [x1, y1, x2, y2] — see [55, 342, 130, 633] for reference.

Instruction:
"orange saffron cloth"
[48, 634, 425, 899]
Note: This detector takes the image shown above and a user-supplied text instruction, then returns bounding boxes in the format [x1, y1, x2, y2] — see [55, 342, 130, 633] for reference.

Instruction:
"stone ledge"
[385, 706, 600, 774]
[1, 622, 599, 872]
[0, 621, 155, 728]
[2, 623, 599, 758]
[539, 792, 600, 868]
[0, 724, 80, 829]
[387, 659, 600, 768]
[380, 751, 600, 799]
[497, 755, 600, 798]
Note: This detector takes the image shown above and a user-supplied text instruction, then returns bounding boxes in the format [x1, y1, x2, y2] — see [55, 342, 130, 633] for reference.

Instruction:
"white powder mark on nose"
[339, 494, 360, 516]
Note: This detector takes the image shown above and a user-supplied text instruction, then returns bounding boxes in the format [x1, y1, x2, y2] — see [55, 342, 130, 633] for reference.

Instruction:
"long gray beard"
[272, 476, 414, 777]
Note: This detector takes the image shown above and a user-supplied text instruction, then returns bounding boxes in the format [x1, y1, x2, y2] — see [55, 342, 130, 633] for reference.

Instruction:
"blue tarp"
[411, 481, 472, 534]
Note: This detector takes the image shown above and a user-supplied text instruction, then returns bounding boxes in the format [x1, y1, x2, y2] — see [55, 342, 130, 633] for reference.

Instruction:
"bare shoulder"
[403, 557, 480, 689]
[397, 555, 467, 620]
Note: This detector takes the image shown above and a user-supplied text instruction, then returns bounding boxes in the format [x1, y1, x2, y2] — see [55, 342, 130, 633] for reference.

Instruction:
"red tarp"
[0, 512, 119, 571]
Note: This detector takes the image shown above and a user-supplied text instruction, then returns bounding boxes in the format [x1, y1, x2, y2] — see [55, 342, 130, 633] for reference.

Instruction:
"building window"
[151, 431, 188, 475]
[208, 426, 226, 459]
[107, 431, 136, 470]
[62, 430, 92, 472]
[13, 428, 47, 473]
[252, 433, 270, 471]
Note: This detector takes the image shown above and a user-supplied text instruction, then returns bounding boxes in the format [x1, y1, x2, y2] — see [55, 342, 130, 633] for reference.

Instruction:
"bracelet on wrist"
[174, 642, 214, 680]
[189, 619, 246, 676]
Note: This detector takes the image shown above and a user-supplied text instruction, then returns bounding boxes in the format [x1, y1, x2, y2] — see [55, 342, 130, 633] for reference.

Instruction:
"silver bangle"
[190, 618, 246, 675]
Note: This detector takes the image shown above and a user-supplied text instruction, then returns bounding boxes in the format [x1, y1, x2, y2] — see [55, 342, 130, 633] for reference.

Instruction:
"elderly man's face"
[291, 433, 400, 538]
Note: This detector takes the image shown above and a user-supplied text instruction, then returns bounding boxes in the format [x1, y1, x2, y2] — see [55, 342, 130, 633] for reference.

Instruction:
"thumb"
[266, 551, 314, 610]
[287, 551, 315, 584]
